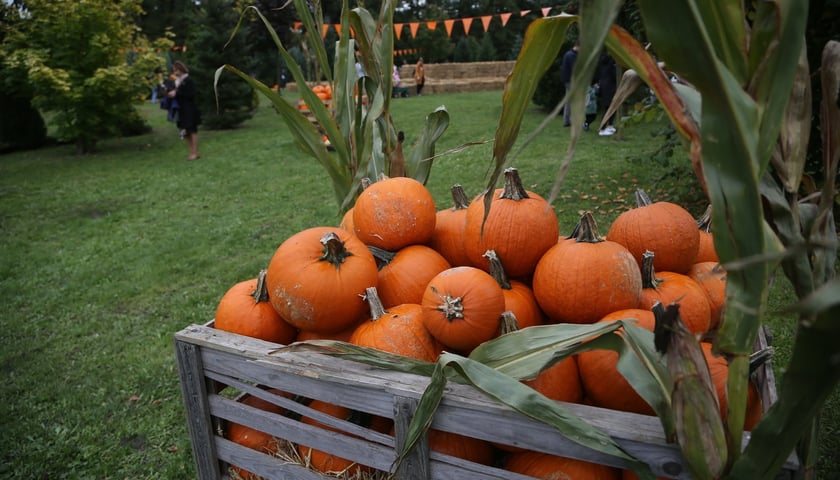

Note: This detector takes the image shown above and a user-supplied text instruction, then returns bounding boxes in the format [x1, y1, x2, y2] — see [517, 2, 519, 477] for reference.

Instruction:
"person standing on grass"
[560, 41, 579, 127]
[414, 57, 425, 96]
[597, 52, 618, 136]
[168, 61, 201, 161]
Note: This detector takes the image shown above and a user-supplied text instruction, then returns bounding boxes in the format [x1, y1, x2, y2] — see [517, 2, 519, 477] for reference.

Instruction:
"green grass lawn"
[1, 90, 836, 478]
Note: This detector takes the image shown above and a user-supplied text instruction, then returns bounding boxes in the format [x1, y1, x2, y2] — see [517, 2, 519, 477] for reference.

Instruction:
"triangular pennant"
[394, 23, 403, 40]
[321, 24, 329, 39]
[426, 21, 437, 30]
[293, 22, 302, 31]
[409, 22, 420, 38]
[500, 12, 512, 26]
[462, 17, 474, 35]
[520, 9, 531, 16]
[541, 7, 552, 16]
[333, 24, 342, 36]
[481, 15, 493, 32]
[444, 19, 455, 37]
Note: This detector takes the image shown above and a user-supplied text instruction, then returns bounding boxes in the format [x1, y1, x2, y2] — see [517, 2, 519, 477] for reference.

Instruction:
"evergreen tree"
[185, 0, 256, 130]
[477, 34, 497, 61]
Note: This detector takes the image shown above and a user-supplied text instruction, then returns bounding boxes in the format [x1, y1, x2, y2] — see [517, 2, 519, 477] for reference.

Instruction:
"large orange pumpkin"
[702, 342, 763, 430]
[421, 266, 506, 352]
[349, 287, 442, 362]
[606, 189, 700, 274]
[486, 250, 545, 332]
[227, 390, 288, 480]
[638, 251, 711, 335]
[577, 309, 657, 415]
[695, 204, 719, 263]
[427, 429, 497, 465]
[533, 212, 642, 324]
[463, 168, 559, 277]
[214, 270, 297, 344]
[371, 244, 451, 308]
[265, 227, 378, 334]
[504, 451, 621, 479]
[688, 261, 727, 330]
[352, 176, 437, 251]
[525, 355, 583, 404]
[428, 184, 473, 267]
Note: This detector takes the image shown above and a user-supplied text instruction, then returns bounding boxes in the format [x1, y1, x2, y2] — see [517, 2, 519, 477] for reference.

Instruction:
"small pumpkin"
[421, 266, 506, 352]
[352, 176, 437, 251]
[227, 389, 289, 480]
[533, 212, 642, 324]
[638, 250, 712, 335]
[702, 342, 763, 430]
[485, 250, 545, 333]
[606, 189, 700, 274]
[427, 429, 497, 465]
[214, 270, 297, 344]
[504, 450, 621, 479]
[695, 204, 719, 263]
[463, 168, 560, 277]
[370, 244, 451, 309]
[688, 261, 727, 330]
[349, 287, 442, 362]
[428, 184, 472, 267]
[576, 309, 657, 415]
[265, 227, 378, 334]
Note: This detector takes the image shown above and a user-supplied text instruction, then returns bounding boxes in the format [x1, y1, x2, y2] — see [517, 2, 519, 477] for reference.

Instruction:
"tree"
[185, 0, 255, 130]
[0, 0, 165, 153]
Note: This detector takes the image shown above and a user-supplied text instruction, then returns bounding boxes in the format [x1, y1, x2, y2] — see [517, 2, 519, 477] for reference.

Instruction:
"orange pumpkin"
[485, 250, 545, 332]
[533, 212, 642, 324]
[227, 390, 288, 479]
[349, 287, 442, 362]
[688, 261, 727, 330]
[214, 270, 297, 344]
[606, 189, 700, 274]
[265, 227, 378, 334]
[421, 266, 506, 352]
[702, 342, 763, 430]
[371, 244, 451, 308]
[352, 176, 437, 251]
[428, 429, 497, 465]
[504, 451, 621, 479]
[428, 184, 472, 267]
[525, 355, 583, 404]
[695, 204, 719, 263]
[577, 309, 657, 415]
[463, 168, 559, 277]
[638, 250, 712, 335]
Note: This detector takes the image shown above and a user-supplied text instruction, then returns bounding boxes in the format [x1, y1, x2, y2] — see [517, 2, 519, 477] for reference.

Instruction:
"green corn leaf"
[405, 106, 450, 182]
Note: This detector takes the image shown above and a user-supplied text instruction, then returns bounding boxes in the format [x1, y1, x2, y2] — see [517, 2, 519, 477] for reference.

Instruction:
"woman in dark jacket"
[169, 61, 202, 160]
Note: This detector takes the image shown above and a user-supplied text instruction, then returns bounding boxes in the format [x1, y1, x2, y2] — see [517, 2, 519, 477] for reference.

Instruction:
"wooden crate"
[175, 323, 799, 480]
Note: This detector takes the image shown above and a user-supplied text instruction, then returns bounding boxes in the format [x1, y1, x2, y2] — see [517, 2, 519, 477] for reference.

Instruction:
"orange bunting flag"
[500, 12, 512, 26]
[461, 17, 474, 35]
[541, 7, 552, 16]
[409, 22, 420, 38]
[480, 15, 492, 32]
[444, 19, 455, 37]
[293, 21, 302, 31]
[520, 9, 531, 16]
[321, 24, 329, 38]
[426, 21, 437, 30]
[334, 24, 342, 36]
[394, 23, 403, 40]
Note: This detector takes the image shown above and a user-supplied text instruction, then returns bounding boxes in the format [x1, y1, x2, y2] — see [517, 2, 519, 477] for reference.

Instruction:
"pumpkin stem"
[252, 269, 270, 303]
[573, 211, 605, 243]
[450, 184, 470, 210]
[319, 232, 354, 267]
[430, 286, 465, 321]
[634, 189, 653, 207]
[368, 245, 396, 269]
[641, 250, 661, 289]
[364, 286, 387, 322]
[499, 311, 521, 335]
[697, 204, 713, 232]
[500, 167, 530, 201]
[484, 249, 512, 290]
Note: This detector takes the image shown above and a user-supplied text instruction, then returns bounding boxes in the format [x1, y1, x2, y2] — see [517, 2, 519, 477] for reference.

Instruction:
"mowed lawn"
[1, 89, 836, 478]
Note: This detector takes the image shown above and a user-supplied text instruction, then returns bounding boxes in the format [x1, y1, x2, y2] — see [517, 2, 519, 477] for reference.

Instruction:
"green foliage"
[0, 0, 165, 153]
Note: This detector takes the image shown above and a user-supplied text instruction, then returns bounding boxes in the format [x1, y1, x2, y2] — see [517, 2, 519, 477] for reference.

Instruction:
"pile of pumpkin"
[214, 168, 763, 480]
[296, 84, 333, 113]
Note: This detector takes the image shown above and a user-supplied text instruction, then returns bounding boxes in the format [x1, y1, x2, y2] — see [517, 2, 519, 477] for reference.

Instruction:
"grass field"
[1, 89, 836, 478]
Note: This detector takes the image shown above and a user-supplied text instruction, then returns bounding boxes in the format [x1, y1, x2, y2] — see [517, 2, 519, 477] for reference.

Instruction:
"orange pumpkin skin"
[339, 207, 355, 233]
[350, 293, 442, 362]
[525, 356, 583, 404]
[577, 310, 656, 415]
[463, 169, 559, 278]
[688, 262, 727, 330]
[533, 213, 642, 324]
[295, 324, 357, 343]
[702, 343, 763, 430]
[352, 177, 437, 251]
[428, 184, 473, 267]
[486, 250, 545, 333]
[428, 429, 497, 465]
[696, 230, 719, 263]
[421, 266, 506, 352]
[606, 191, 700, 274]
[266, 227, 378, 334]
[374, 245, 451, 309]
[638, 252, 711, 335]
[215, 274, 297, 344]
[227, 390, 288, 480]
[504, 451, 621, 479]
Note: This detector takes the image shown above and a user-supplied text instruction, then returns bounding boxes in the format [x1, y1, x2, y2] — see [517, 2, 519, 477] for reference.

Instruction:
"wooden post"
[393, 396, 430, 480]
[175, 339, 222, 479]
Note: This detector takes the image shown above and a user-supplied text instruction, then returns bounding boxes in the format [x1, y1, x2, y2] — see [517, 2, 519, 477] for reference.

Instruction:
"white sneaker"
[606, 126, 616, 134]
[599, 128, 614, 136]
